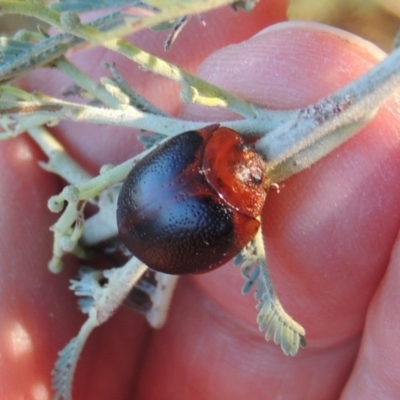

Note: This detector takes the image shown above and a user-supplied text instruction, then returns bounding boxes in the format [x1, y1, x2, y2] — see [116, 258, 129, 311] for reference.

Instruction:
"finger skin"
[0, 137, 79, 398]
[3, 5, 400, 400]
[0, 137, 149, 400]
[135, 25, 400, 400]
[21, 0, 286, 174]
[341, 231, 400, 399]
[1, 2, 286, 400]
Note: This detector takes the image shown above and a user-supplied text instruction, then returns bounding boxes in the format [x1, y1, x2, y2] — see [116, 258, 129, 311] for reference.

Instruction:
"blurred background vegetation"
[0, 0, 399, 52]
[288, 0, 400, 51]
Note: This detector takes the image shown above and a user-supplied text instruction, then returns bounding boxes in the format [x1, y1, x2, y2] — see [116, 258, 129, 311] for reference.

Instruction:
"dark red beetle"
[117, 125, 268, 274]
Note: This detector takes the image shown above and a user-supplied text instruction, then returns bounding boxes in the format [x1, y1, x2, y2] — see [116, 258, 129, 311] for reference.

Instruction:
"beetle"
[116, 124, 268, 274]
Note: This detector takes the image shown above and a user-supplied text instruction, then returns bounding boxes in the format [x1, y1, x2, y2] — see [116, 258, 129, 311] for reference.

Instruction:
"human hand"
[1, 2, 400, 399]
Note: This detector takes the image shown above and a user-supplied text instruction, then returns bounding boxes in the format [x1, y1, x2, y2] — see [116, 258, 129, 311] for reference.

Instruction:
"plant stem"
[0, 1, 256, 117]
